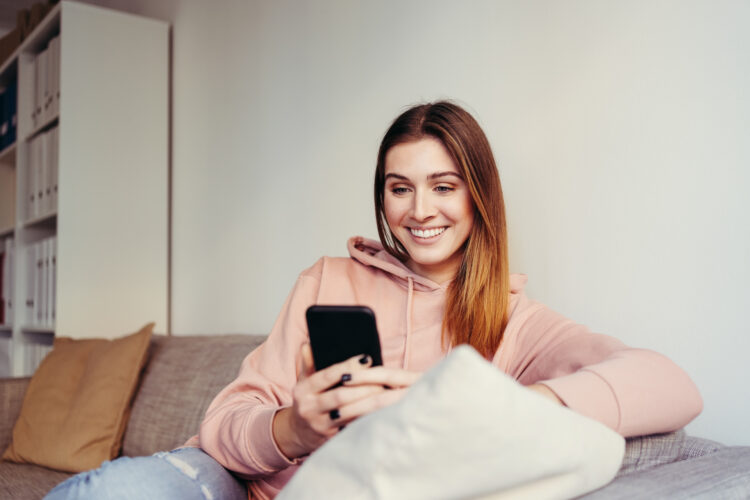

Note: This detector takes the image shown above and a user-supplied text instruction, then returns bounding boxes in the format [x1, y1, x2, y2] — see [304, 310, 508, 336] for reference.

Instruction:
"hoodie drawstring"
[404, 276, 414, 369]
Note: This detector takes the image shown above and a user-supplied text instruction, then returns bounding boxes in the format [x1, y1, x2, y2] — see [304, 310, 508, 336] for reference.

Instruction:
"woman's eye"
[391, 186, 410, 195]
[435, 185, 454, 193]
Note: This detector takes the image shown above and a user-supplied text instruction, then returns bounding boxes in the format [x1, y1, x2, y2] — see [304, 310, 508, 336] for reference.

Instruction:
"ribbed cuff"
[248, 406, 302, 472]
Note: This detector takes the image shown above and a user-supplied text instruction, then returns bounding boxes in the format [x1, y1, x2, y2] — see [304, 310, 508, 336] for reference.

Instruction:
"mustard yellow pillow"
[2, 323, 154, 472]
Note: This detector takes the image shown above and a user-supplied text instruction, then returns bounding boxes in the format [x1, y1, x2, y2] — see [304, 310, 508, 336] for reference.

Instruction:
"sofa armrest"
[0, 377, 31, 452]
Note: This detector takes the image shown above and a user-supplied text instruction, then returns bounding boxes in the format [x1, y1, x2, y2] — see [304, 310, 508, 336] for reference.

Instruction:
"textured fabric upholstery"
[121, 334, 266, 457]
[617, 430, 687, 476]
[579, 431, 750, 498]
[679, 435, 725, 460]
[578, 446, 750, 499]
[616, 430, 727, 478]
[0, 377, 29, 454]
[0, 461, 72, 499]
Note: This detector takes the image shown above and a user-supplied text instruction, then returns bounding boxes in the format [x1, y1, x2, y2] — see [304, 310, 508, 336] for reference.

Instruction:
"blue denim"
[44, 447, 247, 500]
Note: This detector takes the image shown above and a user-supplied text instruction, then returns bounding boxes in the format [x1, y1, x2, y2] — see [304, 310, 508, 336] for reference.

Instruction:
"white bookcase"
[0, 1, 169, 377]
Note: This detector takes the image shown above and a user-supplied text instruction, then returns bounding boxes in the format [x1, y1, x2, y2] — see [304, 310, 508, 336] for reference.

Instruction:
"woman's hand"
[336, 363, 421, 417]
[272, 343, 420, 459]
[528, 383, 565, 406]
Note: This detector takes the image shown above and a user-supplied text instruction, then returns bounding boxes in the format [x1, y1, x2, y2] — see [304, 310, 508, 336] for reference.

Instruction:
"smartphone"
[305, 305, 383, 372]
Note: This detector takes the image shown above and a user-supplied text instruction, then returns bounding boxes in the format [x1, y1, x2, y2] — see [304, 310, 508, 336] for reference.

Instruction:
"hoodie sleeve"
[509, 302, 703, 437]
[198, 265, 322, 478]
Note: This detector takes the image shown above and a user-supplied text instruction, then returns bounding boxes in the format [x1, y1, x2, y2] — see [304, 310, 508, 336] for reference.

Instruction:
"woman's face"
[383, 137, 475, 284]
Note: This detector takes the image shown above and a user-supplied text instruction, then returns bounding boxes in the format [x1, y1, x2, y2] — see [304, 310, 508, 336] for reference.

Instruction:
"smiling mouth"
[409, 227, 446, 238]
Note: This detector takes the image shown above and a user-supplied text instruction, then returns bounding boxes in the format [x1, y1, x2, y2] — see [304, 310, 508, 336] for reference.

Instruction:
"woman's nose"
[412, 190, 435, 221]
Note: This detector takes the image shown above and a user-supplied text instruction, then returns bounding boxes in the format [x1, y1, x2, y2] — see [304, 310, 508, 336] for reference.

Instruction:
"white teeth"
[410, 227, 446, 238]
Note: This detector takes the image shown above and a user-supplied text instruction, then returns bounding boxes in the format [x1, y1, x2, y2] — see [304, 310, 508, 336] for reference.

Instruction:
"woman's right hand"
[271, 343, 383, 459]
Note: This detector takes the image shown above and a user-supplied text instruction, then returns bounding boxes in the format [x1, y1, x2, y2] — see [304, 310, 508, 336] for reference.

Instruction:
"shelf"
[2, 0, 168, 363]
[20, 4, 61, 55]
[21, 326, 54, 337]
[25, 115, 59, 142]
[23, 212, 56, 229]
[0, 2, 59, 81]
[22, 326, 54, 333]
[21, 328, 54, 349]
[0, 142, 16, 164]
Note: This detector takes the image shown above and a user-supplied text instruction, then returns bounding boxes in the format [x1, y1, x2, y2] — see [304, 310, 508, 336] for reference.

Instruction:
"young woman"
[46, 101, 702, 500]
[195, 101, 702, 498]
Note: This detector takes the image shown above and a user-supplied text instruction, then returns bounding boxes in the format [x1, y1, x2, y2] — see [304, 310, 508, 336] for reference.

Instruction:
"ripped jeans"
[43, 447, 247, 500]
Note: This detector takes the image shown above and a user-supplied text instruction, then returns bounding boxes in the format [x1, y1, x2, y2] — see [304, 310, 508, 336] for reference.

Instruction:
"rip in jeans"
[163, 454, 214, 500]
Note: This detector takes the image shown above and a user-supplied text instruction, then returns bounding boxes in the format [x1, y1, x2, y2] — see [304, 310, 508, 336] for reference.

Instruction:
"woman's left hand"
[334, 366, 421, 425]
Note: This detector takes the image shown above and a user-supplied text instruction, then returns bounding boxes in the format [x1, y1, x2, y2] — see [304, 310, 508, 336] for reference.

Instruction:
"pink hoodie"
[196, 237, 702, 500]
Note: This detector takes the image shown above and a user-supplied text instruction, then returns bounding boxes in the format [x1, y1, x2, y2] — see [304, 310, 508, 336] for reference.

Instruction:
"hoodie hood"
[347, 236, 528, 294]
[347, 236, 447, 293]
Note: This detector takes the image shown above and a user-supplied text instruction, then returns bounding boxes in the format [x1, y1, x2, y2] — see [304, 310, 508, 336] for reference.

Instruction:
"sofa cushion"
[616, 430, 726, 478]
[122, 334, 267, 457]
[0, 460, 73, 499]
[617, 430, 687, 476]
[679, 435, 724, 460]
[2, 324, 153, 473]
[579, 446, 750, 498]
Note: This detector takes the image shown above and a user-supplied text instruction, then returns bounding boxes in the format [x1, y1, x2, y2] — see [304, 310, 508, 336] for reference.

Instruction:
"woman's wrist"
[272, 407, 307, 460]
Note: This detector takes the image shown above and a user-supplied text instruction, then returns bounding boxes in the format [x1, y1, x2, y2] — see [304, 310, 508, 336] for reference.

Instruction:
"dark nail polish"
[341, 373, 352, 383]
[359, 354, 371, 365]
[329, 409, 340, 420]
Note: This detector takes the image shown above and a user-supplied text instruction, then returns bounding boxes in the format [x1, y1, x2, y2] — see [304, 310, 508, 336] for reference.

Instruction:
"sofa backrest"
[122, 334, 266, 457]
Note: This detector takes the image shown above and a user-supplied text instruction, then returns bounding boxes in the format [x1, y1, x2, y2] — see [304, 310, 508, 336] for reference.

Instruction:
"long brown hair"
[374, 101, 510, 358]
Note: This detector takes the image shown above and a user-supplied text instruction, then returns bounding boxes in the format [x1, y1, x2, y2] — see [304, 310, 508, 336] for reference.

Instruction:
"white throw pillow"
[278, 345, 624, 500]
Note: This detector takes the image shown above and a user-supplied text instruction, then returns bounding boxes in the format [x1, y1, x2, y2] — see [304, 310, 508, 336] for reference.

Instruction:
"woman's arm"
[198, 271, 321, 478]
[509, 302, 703, 437]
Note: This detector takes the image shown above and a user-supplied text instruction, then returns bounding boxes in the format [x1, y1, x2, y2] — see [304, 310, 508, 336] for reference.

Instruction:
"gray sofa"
[1, 334, 748, 499]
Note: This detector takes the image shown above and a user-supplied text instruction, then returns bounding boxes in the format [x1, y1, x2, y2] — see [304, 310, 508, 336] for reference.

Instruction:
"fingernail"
[359, 354, 371, 365]
[329, 409, 340, 420]
[341, 373, 352, 384]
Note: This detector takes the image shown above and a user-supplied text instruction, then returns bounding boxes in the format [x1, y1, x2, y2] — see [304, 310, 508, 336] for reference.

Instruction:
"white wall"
[85, 0, 750, 445]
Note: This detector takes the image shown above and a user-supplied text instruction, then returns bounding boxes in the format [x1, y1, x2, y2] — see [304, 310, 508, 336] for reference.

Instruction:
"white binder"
[25, 244, 35, 325]
[39, 240, 47, 326]
[36, 242, 43, 327]
[27, 139, 36, 221]
[41, 132, 51, 216]
[48, 37, 60, 120]
[50, 236, 56, 327]
[4, 238, 12, 325]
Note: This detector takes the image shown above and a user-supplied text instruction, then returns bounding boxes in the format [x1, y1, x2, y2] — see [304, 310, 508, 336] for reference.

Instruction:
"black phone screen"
[305, 305, 384, 371]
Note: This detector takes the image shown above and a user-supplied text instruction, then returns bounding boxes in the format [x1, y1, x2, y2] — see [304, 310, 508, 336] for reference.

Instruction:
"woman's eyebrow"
[427, 171, 463, 181]
[385, 173, 409, 181]
[385, 171, 462, 181]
